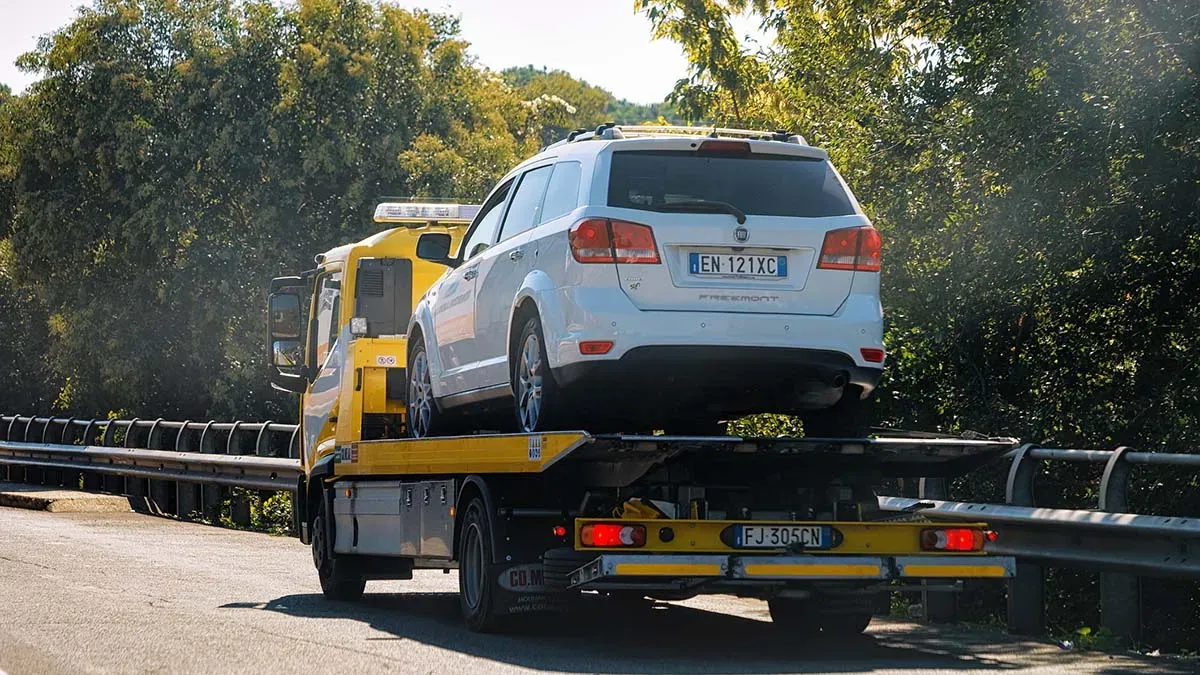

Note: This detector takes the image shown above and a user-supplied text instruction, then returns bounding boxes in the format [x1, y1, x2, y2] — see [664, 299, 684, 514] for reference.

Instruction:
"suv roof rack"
[544, 124, 806, 151]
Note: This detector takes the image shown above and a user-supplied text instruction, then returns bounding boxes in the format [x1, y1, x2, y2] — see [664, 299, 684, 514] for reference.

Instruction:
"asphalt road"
[0, 507, 1195, 675]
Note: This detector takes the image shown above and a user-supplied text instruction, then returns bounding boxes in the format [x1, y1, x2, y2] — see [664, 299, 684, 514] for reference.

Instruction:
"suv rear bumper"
[554, 345, 883, 415]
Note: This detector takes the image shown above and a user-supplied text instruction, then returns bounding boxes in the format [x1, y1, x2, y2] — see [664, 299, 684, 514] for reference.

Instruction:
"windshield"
[607, 150, 857, 218]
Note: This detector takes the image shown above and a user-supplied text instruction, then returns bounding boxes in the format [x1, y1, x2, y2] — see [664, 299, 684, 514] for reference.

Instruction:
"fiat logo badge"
[734, 226, 749, 242]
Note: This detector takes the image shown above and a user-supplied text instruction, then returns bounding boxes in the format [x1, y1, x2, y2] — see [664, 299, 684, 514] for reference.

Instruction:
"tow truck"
[266, 201, 1017, 633]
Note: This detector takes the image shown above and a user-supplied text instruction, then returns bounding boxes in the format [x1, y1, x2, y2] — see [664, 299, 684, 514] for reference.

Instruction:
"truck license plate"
[689, 253, 787, 278]
[734, 524, 828, 549]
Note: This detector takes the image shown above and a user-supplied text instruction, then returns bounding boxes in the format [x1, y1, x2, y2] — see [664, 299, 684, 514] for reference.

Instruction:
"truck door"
[301, 269, 343, 465]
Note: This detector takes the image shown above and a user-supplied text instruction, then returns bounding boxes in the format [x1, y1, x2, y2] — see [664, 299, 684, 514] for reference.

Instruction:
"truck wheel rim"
[462, 521, 483, 610]
[408, 350, 433, 437]
[517, 334, 543, 431]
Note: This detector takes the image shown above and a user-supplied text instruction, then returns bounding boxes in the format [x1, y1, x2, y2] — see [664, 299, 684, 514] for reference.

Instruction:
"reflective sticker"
[375, 355, 398, 367]
[528, 435, 542, 461]
[336, 445, 358, 463]
[497, 563, 547, 592]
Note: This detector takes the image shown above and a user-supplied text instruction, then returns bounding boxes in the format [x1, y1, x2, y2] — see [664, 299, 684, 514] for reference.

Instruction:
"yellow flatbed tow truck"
[266, 202, 1017, 633]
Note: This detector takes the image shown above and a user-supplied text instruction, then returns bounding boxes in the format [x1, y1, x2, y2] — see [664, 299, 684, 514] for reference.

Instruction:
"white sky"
[0, 0, 768, 103]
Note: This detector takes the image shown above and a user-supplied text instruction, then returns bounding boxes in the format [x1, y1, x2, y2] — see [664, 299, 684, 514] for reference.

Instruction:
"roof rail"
[548, 124, 807, 149]
[615, 125, 806, 145]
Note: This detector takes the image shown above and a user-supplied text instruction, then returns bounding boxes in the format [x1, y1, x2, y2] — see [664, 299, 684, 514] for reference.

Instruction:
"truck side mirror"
[267, 289, 309, 393]
[269, 293, 302, 339]
[272, 339, 304, 367]
[416, 232, 456, 267]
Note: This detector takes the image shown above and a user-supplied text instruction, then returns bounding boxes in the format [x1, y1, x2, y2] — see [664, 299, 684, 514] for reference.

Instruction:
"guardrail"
[0, 414, 300, 524]
[882, 443, 1200, 643]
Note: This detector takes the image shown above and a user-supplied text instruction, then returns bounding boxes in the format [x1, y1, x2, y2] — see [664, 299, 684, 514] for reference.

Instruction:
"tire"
[801, 385, 872, 438]
[407, 336, 446, 438]
[511, 317, 565, 433]
[311, 495, 366, 601]
[458, 497, 505, 632]
[767, 597, 821, 635]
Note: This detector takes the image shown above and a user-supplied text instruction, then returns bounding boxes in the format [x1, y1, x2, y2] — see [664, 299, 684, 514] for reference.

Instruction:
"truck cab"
[266, 202, 476, 475]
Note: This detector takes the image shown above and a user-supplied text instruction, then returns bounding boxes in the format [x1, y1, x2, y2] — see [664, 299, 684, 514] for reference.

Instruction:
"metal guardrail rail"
[882, 442, 1200, 642]
[0, 442, 300, 491]
[0, 414, 301, 523]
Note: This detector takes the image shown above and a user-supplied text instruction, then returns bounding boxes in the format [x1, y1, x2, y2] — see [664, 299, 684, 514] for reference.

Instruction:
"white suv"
[406, 125, 884, 438]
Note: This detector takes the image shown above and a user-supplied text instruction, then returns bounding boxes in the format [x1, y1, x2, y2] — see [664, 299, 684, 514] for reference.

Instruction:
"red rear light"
[697, 139, 751, 155]
[569, 218, 614, 263]
[580, 523, 647, 548]
[920, 528, 986, 552]
[569, 219, 659, 264]
[552, 525, 568, 538]
[860, 348, 885, 363]
[579, 341, 614, 355]
[818, 226, 881, 272]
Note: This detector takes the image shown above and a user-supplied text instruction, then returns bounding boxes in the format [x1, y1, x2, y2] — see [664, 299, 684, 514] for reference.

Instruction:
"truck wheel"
[512, 317, 564, 433]
[820, 609, 873, 637]
[801, 386, 871, 438]
[458, 497, 505, 632]
[311, 497, 365, 601]
[767, 597, 821, 635]
[407, 337, 445, 438]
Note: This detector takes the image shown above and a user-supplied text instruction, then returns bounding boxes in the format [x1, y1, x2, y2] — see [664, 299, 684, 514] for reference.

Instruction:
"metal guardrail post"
[59, 418, 82, 489]
[228, 422, 253, 527]
[175, 422, 207, 520]
[919, 477, 957, 622]
[1004, 444, 1045, 635]
[196, 421, 223, 521]
[1098, 446, 1141, 643]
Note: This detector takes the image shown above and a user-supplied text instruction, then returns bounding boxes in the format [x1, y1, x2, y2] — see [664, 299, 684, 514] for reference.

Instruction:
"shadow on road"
[221, 592, 1041, 674]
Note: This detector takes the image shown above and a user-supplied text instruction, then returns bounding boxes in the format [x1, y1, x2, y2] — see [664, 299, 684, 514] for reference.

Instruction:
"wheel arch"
[454, 475, 503, 563]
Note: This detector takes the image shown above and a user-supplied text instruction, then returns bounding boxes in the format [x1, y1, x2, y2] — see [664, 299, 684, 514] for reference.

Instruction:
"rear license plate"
[689, 253, 787, 278]
[734, 524, 830, 549]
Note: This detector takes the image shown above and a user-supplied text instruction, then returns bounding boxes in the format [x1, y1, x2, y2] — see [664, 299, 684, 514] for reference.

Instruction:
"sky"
[0, 0, 766, 104]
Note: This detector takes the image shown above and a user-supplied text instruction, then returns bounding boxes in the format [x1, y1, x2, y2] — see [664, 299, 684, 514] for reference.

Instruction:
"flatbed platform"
[332, 432, 1018, 484]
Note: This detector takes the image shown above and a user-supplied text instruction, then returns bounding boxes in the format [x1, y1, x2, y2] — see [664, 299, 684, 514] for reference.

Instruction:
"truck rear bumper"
[568, 554, 1015, 589]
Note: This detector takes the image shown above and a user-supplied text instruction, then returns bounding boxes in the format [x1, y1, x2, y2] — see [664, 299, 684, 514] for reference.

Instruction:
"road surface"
[0, 507, 1194, 674]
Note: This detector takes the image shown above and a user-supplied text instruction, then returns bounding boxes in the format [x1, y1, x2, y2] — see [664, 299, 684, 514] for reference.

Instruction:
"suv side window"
[538, 161, 582, 224]
[461, 180, 512, 260]
[498, 164, 553, 241]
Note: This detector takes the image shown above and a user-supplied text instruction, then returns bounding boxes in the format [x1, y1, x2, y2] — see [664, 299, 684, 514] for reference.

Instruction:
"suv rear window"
[607, 150, 856, 218]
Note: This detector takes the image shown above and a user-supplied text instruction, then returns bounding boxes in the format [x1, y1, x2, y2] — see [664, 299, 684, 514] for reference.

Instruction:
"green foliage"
[503, 64, 684, 146]
[640, 0, 1200, 650]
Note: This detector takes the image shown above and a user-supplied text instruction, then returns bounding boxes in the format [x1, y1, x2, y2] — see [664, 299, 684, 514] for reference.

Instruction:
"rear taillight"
[580, 522, 647, 548]
[817, 226, 881, 272]
[569, 219, 660, 264]
[920, 528, 991, 552]
[860, 348, 885, 363]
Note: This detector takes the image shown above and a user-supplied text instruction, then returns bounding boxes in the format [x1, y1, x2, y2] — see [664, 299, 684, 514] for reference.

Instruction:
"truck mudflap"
[568, 554, 1016, 589]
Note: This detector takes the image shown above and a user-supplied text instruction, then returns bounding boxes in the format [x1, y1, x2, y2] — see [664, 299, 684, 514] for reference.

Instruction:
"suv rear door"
[601, 141, 870, 316]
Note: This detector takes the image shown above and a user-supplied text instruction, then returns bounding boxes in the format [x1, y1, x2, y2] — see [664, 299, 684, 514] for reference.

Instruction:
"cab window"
[313, 271, 342, 366]
[461, 180, 513, 260]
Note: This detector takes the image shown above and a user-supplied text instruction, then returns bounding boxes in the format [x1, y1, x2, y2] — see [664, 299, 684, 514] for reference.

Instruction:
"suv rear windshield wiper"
[651, 199, 747, 224]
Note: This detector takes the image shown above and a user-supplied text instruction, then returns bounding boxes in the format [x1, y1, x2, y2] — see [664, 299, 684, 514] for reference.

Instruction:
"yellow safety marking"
[614, 563, 723, 576]
[572, 518, 992, 556]
[902, 564, 1010, 578]
[335, 432, 590, 476]
[742, 564, 882, 577]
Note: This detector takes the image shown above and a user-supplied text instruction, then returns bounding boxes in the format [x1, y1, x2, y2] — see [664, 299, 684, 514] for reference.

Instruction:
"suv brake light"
[817, 226, 881, 272]
[569, 219, 660, 264]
